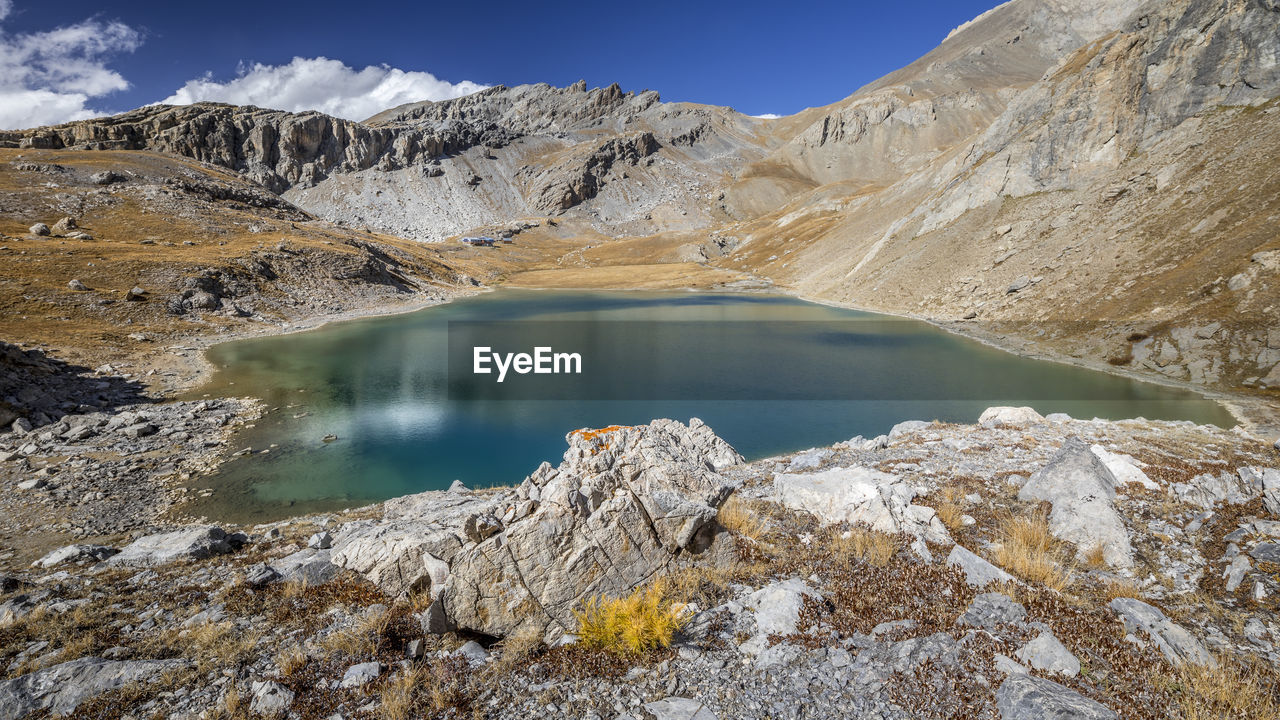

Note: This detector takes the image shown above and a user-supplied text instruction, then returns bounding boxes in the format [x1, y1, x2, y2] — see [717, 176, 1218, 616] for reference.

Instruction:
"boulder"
[888, 420, 932, 440]
[744, 578, 818, 637]
[272, 548, 339, 585]
[249, 680, 294, 717]
[442, 419, 740, 640]
[89, 170, 124, 185]
[67, 279, 89, 291]
[1015, 632, 1080, 676]
[0, 657, 186, 720]
[947, 545, 1015, 587]
[979, 406, 1044, 427]
[995, 674, 1117, 720]
[1020, 439, 1133, 569]
[1090, 445, 1158, 490]
[32, 544, 117, 568]
[1109, 597, 1213, 666]
[50, 217, 77, 235]
[28, 223, 50, 236]
[773, 466, 952, 544]
[339, 662, 381, 688]
[106, 526, 238, 566]
[959, 592, 1025, 629]
[307, 531, 332, 549]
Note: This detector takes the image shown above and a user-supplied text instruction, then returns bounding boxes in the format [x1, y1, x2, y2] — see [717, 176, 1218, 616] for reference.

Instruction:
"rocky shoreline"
[1, 413, 1278, 718]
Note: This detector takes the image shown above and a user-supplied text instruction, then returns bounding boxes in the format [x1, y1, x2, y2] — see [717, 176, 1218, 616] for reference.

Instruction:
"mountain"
[2, 0, 1277, 411]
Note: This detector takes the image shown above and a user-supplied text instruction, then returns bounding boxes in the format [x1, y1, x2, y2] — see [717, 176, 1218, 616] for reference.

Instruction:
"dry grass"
[1083, 544, 1108, 570]
[717, 494, 767, 542]
[1095, 578, 1144, 603]
[992, 511, 1074, 592]
[1174, 654, 1280, 720]
[933, 487, 968, 532]
[380, 664, 426, 720]
[574, 580, 687, 657]
[833, 526, 897, 568]
[274, 644, 307, 676]
[486, 625, 545, 675]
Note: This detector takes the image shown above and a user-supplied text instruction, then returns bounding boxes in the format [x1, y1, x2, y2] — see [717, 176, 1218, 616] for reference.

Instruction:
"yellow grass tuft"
[1175, 654, 1280, 720]
[574, 580, 686, 656]
[934, 487, 968, 532]
[833, 527, 897, 568]
[992, 511, 1073, 592]
[1084, 543, 1108, 570]
[274, 644, 307, 676]
[717, 494, 766, 542]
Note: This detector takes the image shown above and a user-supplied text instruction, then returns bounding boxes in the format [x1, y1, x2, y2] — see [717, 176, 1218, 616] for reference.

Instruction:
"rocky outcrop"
[106, 526, 242, 567]
[527, 132, 659, 212]
[0, 657, 188, 720]
[330, 419, 741, 640]
[773, 466, 952, 547]
[442, 419, 740, 639]
[1109, 597, 1213, 666]
[1019, 438, 1134, 569]
[995, 673, 1118, 720]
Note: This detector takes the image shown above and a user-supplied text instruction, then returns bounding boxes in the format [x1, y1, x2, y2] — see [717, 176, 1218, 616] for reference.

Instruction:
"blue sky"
[0, 0, 1002, 128]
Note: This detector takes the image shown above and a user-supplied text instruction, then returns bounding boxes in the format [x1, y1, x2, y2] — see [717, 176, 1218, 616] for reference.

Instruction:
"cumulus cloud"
[752, 113, 782, 119]
[160, 57, 489, 121]
[0, 2, 142, 129]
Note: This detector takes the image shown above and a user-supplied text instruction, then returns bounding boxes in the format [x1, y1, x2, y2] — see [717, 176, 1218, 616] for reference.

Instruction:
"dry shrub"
[833, 526, 897, 568]
[1175, 654, 1280, 720]
[274, 644, 307, 676]
[487, 625, 544, 675]
[717, 494, 767, 542]
[992, 511, 1073, 592]
[380, 664, 426, 720]
[1084, 544, 1108, 570]
[933, 487, 968, 532]
[574, 580, 686, 657]
[667, 560, 769, 609]
[1095, 578, 1143, 604]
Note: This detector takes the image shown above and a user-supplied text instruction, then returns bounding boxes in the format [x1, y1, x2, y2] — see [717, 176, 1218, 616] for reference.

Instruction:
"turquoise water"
[184, 289, 1234, 522]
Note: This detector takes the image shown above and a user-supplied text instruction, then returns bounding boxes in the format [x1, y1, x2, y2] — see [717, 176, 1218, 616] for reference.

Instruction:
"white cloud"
[0, 4, 141, 129]
[160, 57, 488, 121]
[752, 113, 783, 119]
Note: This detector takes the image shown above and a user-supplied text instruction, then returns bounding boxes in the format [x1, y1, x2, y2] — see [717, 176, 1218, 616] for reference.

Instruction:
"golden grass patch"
[991, 511, 1073, 592]
[574, 580, 686, 657]
[717, 494, 766, 542]
[833, 526, 897, 568]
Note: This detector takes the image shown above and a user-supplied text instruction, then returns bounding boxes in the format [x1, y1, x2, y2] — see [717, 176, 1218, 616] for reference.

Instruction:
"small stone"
[124, 287, 146, 302]
[67, 279, 89, 291]
[339, 662, 381, 688]
[406, 639, 425, 660]
[245, 563, 280, 587]
[455, 640, 488, 664]
[12, 418, 33, 435]
[308, 531, 333, 549]
[17, 478, 46, 491]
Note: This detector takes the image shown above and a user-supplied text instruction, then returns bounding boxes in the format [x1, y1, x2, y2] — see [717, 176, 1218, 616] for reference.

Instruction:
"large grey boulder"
[1020, 439, 1133, 569]
[946, 545, 1014, 587]
[995, 674, 1117, 720]
[1015, 632, 1080, 677]
[106, 526, 238, 566]
[773, 466, 951, 545]
[271, 548, 340, 585]
[442, 419, 740, 640]
[0, 657, 186, 720]
[979, 406, 1043, 428]
[1109, 597, 1213, 666]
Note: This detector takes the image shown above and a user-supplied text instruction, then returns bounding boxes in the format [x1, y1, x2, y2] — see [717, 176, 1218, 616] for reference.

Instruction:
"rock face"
[773, 466, 951, 545]
[442, 419, 740, 639]
[0, 657, 186, 720]
[995, 673, 1118, 720]
[1109, 597, 1213, 667]
[1, 83, 767, 241]
[106, 526, 239, 567]
[331, 419, 741, 639]
[1019, 439, 1134, 569]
